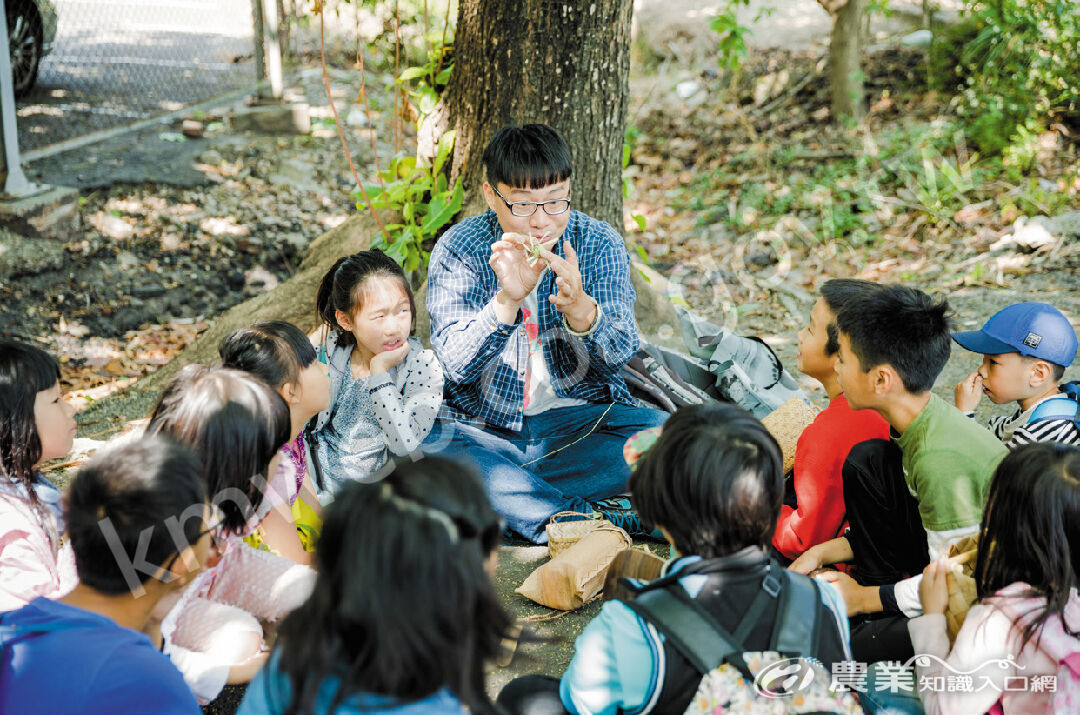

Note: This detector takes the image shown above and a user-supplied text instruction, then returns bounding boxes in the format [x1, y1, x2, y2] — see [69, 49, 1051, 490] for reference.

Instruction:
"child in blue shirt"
[499, 404, 851, 715]
[0, 436, 210, 714]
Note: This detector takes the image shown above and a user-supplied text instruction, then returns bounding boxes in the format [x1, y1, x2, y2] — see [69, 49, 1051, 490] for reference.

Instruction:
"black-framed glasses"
[160, 505, 227, 575]
[491, 184, 572, 217]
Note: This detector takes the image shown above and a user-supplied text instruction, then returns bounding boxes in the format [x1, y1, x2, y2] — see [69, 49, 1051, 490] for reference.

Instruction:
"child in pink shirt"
[147, 365, 316, 704]
[220, 321, 332, 564]
[0, 340, 78, 611]
[908, 443, 1080, 714]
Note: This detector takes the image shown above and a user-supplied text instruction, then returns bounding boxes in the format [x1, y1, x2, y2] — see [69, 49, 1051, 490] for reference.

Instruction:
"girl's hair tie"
[379, 483, 459, 544]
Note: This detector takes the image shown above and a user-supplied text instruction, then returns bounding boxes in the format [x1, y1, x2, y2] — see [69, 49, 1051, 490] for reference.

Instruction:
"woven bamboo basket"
[547, 511, 608, 558]
[760, 397, 817, 474]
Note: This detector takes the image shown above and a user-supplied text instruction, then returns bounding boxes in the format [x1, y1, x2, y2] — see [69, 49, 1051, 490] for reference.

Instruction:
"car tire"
[7, 0, 42, 98]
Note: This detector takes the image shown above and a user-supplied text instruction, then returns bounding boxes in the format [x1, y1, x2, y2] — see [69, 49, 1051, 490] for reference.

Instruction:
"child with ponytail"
[237, 456, 512, 714]
[310, 250, 443, 492]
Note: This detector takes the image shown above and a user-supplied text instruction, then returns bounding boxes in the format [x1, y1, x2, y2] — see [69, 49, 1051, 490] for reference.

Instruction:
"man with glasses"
[0, 436, 210, 713]
[425, 123, 667, 544]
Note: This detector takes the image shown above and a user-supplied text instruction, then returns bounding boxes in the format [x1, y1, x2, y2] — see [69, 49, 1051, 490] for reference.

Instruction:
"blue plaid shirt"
[427, 209, 639, 431]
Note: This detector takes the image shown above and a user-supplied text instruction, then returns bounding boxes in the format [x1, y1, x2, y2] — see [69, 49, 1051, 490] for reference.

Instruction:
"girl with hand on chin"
[310, 250, 443, 493]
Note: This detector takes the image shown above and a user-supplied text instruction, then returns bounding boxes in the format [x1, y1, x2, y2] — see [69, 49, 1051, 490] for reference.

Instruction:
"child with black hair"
[905, 442, 1080, 714]
[425, 122, 667, 543]
[953, 302, 1080, 448]
[499, 403, 851, 715]
[148, 365, 317, 704]
[0, 339, 78, 610]
[790, 285, 1007, 663]
[773, 279, 891, 560]
[237, 456, 512, 715]
[220, 321, 331, 564]
[0, 435, 208, 713]
[311, 249, 443, 492]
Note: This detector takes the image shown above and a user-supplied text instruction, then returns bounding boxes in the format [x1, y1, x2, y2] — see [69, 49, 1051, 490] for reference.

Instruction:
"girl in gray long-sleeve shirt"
[310, 251, 443, 494]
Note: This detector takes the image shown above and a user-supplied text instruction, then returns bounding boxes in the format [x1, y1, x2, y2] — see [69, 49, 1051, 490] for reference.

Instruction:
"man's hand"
[370, 341, 410, 376]
[919, 560, 949, 615]
[539, 241, 597, 332]
[489, 233, 550, 304]
[817, 570, 882, 617]
[954, 370, 984, 413]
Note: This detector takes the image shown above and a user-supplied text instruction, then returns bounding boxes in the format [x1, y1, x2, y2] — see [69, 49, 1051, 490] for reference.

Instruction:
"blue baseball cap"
[952, 302, 1078, 367]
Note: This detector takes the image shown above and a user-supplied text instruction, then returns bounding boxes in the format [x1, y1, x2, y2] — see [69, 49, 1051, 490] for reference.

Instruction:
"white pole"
[0, 0, 40, 197]
[262, 0, 283, 100]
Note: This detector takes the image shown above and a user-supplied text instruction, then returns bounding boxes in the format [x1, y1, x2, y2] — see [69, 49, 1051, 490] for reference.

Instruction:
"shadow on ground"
[202, 539, 671, 714]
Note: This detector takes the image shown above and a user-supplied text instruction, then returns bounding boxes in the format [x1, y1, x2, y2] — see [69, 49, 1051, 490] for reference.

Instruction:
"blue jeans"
[861, 662, 925, 714]
[423, 403, 668, 543]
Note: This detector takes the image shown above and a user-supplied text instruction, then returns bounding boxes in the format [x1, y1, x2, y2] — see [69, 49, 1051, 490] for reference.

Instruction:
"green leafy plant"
[954, 0, 1079, 158]
[361, 130, 463, 274]
[710, 0, 752, 70]
[912, 150, 979, 220]
[709, 0, 773, 70]
[397, 40, 454, 123]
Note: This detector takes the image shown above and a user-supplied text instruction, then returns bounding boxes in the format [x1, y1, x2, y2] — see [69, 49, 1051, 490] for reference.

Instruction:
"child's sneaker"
[592, 496, 664, 539]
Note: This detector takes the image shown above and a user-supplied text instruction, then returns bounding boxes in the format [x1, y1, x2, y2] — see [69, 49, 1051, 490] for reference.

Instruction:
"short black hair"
[483, 124, 573, 190]
[819, 279, 881, 356]
[67, 435, 206, 595]
[1021, 355, 1067, 383]
[836, 284, 952, 394]
[219, 320, 317, 390]
[629, 403, 783, 559]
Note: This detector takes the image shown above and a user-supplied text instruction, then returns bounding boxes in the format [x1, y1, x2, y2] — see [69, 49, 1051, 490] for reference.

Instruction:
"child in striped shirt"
[953, 302, 1079, 448]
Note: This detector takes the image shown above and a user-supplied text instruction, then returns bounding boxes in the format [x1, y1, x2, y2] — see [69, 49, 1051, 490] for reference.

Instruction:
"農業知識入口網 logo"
[751, 655, 1057, 697]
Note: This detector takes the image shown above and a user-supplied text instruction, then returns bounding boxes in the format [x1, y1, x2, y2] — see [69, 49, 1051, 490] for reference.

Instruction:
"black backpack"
[625, 567, 860, 713]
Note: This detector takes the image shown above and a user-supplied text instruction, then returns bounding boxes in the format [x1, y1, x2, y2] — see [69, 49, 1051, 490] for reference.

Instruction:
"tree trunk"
[444, 0, 634, 230]
[829, 0, 869, 121]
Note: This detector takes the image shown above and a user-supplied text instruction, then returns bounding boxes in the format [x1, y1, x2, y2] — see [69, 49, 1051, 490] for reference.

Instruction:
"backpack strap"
[771, 570, 822, 656]
[626, 581, 754, 680]
[625, 568, 789, 682]
[1028, 393, 1080, 424]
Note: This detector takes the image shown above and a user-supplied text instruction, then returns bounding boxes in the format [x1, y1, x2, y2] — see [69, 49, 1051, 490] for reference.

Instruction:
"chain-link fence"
[11, 0, 261, 153]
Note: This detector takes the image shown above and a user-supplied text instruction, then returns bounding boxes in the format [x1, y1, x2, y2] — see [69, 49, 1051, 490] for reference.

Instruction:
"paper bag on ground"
[943, 537, 979, 644]
[602, 547, 667, 603]
[760, 396, 817, 474]
[516, 524, 632, 611]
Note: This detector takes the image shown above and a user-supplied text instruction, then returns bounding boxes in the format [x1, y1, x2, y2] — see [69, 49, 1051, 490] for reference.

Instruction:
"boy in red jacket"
[772, 279, 891, 561]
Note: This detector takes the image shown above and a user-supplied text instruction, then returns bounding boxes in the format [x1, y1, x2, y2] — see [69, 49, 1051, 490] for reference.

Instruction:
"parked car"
[6, 0, 57, 97]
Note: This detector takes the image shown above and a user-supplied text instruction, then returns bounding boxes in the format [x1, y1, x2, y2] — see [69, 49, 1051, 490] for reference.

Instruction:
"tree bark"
[444, 0, 634, 229]
[828, 0, 869, 121]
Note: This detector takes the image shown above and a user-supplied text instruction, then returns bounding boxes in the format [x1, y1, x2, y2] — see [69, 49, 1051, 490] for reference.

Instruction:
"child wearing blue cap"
[953, 302, 1079, 448]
